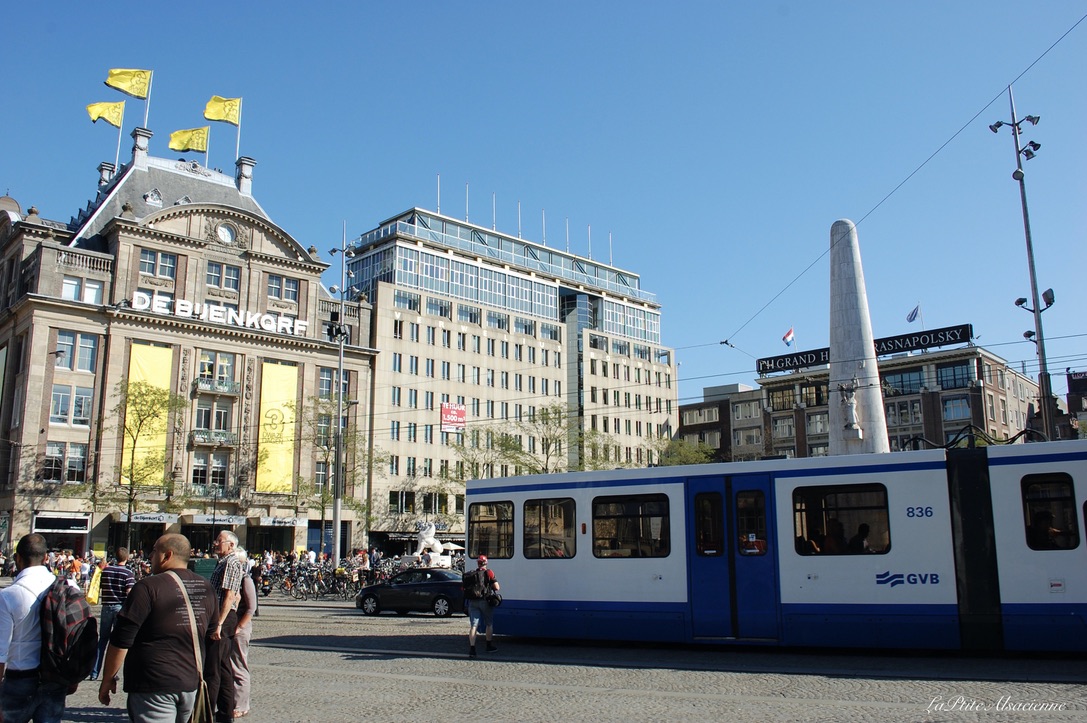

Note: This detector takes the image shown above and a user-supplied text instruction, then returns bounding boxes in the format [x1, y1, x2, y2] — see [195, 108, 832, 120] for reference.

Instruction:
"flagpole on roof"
[206, 128, 211, 169]
[235, 98, 243, 160]
[114, 103, 125, 170]
[143, 72, 153, 128]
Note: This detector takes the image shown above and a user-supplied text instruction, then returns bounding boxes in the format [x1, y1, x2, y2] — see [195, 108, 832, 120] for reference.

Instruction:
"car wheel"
[361, 594, 380, 616]
[433, 595, 452, 617]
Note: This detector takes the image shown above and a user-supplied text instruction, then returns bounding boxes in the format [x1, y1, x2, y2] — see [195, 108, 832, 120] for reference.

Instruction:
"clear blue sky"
[4, 3, 1085, 405]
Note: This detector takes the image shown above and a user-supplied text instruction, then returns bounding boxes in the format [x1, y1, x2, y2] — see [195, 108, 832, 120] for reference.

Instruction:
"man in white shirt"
[0, 534, 70, 723]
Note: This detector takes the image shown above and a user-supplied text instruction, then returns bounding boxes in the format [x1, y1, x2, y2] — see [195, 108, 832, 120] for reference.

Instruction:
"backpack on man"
[462, 567, 491, 600]
[38, 577, 99, 686]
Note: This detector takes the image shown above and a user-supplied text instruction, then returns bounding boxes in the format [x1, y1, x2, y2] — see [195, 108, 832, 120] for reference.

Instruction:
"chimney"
[235, 156, 256, 196]
[97, 162, 116, 187]
[131, 128, 153, 169]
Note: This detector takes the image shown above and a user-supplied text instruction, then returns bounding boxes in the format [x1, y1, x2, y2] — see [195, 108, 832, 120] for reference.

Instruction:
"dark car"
[356, 567, 464, 617]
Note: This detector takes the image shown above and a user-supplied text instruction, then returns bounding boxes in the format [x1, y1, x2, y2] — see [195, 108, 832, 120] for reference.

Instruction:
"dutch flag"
[782, 327, 794, 347]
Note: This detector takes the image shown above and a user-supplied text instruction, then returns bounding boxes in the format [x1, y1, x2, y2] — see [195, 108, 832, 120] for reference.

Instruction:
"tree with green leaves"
[111, 379, 188, 547]
[655, 438, 717, 466]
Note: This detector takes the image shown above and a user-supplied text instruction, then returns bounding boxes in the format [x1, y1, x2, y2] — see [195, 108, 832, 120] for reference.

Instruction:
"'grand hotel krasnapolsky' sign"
[756, 323, 973, 374]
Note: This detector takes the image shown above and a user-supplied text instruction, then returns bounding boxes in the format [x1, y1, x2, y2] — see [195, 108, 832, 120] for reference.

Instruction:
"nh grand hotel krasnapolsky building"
[0, 127, 679, 557]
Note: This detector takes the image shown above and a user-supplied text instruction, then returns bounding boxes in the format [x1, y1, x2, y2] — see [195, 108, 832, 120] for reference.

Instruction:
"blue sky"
[4, 3, 1085, 404]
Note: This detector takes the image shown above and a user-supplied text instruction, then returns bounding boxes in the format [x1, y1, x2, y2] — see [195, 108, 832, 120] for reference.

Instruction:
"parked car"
[356, 567, 464, 617]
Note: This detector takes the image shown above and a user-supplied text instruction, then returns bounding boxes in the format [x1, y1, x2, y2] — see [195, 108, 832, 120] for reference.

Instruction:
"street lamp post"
[329, 226, 355, 562]
[990, 85, 1056, 441]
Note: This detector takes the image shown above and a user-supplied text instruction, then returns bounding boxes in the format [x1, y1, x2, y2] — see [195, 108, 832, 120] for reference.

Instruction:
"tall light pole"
[329, 224, 355, 561]
[990, 85, 1056, 441]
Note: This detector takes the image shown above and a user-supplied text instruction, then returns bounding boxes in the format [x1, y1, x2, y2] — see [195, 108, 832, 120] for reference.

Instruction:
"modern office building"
[348, 208, 678, 552]
[0, 128, 374, 557]
[678, 331, 1041, 461]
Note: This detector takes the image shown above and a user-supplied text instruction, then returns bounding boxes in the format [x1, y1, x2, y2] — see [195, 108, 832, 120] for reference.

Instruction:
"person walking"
[97, 534, 216, 721]
[0, 534, 72, 723]
[230, 547, 257, 719]
[206, 530, 244, 723]
[462, 555, 500, 659]
[89, 547, 135, 681]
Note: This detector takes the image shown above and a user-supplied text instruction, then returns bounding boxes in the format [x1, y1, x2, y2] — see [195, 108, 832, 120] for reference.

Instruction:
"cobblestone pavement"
[62, 597, 1087, 722]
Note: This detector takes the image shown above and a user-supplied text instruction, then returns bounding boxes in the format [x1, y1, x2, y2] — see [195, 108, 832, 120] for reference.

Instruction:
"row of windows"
[389, 320, 563, 368]
[467, 474, 1082, 561]
[588, 359, 671, 389]
[467, 494, 669, 560]
[390, 381, 562, 409]
[140, 248, 300, 302]
[387, 490, 466, 515]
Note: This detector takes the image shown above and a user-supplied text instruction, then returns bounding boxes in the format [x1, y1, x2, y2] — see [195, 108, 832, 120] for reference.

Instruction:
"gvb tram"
[464, 439, 1087, 651]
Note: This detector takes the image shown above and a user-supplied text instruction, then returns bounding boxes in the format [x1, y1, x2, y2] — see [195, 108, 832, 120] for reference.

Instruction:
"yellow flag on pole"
[86, 101, 125, 128]
[204, 96, 241, 126]
[104, 68, 153, 99]
[168, 127, 209, 153]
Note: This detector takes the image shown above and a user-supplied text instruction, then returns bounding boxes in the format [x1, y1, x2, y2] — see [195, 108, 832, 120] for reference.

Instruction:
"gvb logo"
[876, 571, 940, 587]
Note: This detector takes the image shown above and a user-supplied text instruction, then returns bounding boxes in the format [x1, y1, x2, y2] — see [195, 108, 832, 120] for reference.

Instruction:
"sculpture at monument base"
[415, 522, 444, 556]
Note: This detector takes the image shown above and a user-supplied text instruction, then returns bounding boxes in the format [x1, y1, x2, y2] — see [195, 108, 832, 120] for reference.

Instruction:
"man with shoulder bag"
[97, 534, 217, 722]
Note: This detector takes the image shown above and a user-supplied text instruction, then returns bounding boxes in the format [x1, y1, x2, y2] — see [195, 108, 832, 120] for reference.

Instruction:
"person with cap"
[462, 555, 499, 659]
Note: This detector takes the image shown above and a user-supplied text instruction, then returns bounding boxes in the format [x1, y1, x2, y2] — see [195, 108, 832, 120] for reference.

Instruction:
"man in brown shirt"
[97, 534, 216, 721]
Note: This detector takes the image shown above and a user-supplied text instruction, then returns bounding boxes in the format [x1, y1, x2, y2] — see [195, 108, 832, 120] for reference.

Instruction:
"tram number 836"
[905, 506, 934, 517]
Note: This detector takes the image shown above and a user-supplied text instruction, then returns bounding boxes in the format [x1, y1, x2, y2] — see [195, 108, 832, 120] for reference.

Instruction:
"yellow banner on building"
[123, 343, 174, 485]
[257, 362, 297, 493]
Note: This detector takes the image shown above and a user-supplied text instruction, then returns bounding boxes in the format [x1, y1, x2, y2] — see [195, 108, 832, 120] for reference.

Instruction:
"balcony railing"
[189, 429, 239, 446]
[195, 377, 241, 395]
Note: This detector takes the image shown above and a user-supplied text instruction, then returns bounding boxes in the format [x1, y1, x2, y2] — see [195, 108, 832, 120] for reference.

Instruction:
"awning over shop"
[247, 516, 306, 528]
[33, 512, 91, 534]
[179, 514, 247, 526]
[110, 512, 180, 524]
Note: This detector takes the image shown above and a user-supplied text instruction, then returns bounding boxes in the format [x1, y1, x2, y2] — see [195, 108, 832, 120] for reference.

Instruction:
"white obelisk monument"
[828, 219, 889, 455]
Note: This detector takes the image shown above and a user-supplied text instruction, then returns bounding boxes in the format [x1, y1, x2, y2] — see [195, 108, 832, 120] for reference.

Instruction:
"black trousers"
[204, 609, 238, 723]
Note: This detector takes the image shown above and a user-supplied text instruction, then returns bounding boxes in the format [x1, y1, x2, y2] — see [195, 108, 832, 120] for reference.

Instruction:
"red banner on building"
[440, 402, 466, 432]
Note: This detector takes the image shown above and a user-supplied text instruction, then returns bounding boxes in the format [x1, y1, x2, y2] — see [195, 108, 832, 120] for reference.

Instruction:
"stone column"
[828, 219, 890, 455]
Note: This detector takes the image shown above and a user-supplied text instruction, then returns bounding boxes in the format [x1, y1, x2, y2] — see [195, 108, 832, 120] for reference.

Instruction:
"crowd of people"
[0, 534, 495, 721]
[0, 532, 262, 722]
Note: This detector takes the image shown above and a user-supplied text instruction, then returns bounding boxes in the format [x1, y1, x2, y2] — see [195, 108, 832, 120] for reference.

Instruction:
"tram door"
[688, 475, 780, 641]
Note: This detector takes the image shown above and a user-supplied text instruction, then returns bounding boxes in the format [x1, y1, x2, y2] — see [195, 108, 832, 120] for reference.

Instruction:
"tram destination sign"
[757, 323, 974, 374]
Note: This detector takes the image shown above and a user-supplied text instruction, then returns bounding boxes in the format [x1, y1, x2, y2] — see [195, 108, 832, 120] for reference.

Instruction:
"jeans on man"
[92, 603, 123, 678]
[0, 674, 68, 723]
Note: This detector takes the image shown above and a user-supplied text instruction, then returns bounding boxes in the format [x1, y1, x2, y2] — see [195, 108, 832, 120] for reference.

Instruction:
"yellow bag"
[85, 567, 102, 605]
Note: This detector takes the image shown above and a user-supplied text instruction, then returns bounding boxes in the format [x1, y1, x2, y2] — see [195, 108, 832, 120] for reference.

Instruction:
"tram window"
[792, 484, 889, 555]
[524, 498, 576, 559]
[1022, 474, 1079, 551]
[736, 490, 767, 556]
[467, 501, 514, 559]
[694, 493, 724, 556]
[592, 493, 670, 558]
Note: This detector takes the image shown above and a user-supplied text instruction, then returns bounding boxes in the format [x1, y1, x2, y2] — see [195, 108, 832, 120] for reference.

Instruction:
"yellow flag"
[204, 96, 241, 126]
[104, 68, 153, 99]
[168, 127, 209, 153]
[86, 101, 125, 128]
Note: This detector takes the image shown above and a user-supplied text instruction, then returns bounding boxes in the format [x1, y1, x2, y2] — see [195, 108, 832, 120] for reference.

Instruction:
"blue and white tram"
[464, 439, 1087, 651]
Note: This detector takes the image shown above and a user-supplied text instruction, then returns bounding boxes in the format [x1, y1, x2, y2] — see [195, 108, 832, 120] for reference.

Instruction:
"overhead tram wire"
[716, 12, 1087, 351]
